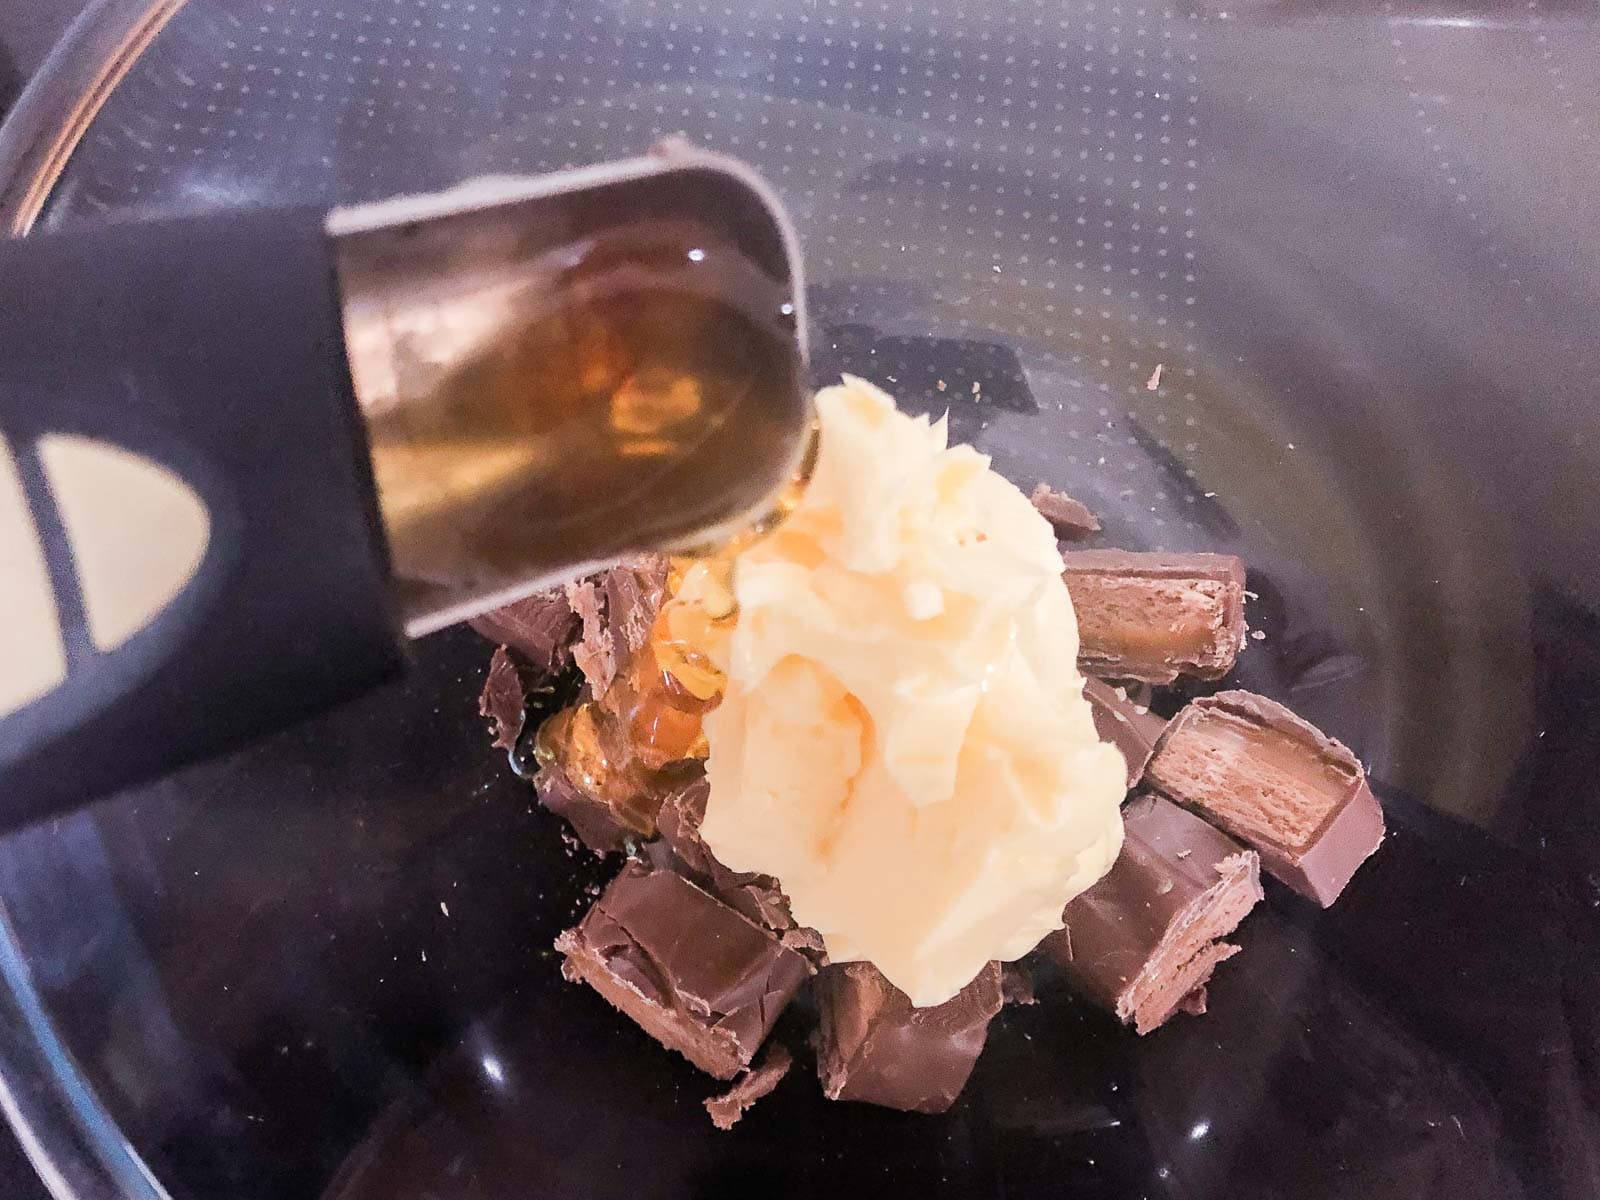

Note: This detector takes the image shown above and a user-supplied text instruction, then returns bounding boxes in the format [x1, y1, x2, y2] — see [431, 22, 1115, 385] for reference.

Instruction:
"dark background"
[0, 15, 82, 1200]
[0, 1, 79, 104]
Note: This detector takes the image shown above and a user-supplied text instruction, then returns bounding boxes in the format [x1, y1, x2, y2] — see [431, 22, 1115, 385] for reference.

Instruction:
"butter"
[685, 376, 1126, 1007]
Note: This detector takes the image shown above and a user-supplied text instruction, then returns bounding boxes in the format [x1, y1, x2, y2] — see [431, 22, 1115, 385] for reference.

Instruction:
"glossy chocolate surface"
[1041, 795, 1263, 1034]
[1084, 679, 1168, 788]
[556, 862, 809, 1080]
[468, 589, 579, 678]
[1062, 551, 1247, 684]
[1149, 691, 1385, 906]
[816, 962, 1004, 1114]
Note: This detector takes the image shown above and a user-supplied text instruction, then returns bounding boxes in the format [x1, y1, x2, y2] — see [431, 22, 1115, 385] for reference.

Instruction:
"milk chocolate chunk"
[532, 762, 632, 854]
[602, 558, 670, 661]
[1041, 794, 1262, 1034]
[1145, 690, 1384, 906]
[1030, 483, 1102, 539]
[704, 1044, 794, 1130]
[645, 779, 825, 959]
[815, 961, 1003, 1113]
[648, 777, 735, 884]
[1084, 678, 1168, 787]
[1060, 550, 1247, 684]
[566, 556, 670, 695]
[468, 588, 579, 677]
[478, 647, 528, 751]
[555, 862, 810, 1080]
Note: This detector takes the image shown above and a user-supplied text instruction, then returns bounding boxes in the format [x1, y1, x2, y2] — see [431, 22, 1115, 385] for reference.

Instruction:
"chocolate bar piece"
[555, 862, 810, 1080]
[815, 961, 1003, 1113]
[566, 557, 670, 696]
[1061, 550, 1247, 684]
[1030, 483, 1101, 539]
[704, 1044, 794, 1130]
[1040, 793, 1262, 1034]
[478, 646, 527, 752]
[468, 587, 579, 677]
[1145, 690, 1384, 906]
[1084, 678, 1167, 787]
[532, 762, 632, 854]
[644, 779, 825, 960]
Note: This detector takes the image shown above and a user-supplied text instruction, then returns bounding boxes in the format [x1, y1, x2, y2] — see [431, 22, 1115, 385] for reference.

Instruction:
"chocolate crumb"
[478, 647, 527, 751]
[1030, 483, 1102, 539]
[705, 1044, 794, 1130]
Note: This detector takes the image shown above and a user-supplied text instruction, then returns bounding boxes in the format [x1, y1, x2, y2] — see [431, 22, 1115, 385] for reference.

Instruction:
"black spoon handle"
[0, 205, 404, 830]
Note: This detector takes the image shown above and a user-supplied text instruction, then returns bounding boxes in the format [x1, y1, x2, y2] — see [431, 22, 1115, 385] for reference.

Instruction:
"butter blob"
[690, 376, 1126, 1007]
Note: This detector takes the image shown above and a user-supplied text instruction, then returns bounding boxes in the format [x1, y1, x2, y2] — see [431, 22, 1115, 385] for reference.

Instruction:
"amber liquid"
[528, 437, 815, 837]
[347, 185, 813, 816]
[359, 213, 810, 634]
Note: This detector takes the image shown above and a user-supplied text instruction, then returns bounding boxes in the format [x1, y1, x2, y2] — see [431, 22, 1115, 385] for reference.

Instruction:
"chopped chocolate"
[1041, 793, 1262, 1034]
[704, 1044, 794, 1130]
[478, 647, 527, 752]
[565, 578, 609, 691]
[1084, 677, 1168, 787]
[815, 961, 1003, 1113]
[566, 556, 670, 696]
[555, 862, 810, 1080]
[532, 763, 632, 855]
[779, 926, 829, 959]
[1145, 690, 1384, 906]
[603, 558, 670, 660]
[644, 779, 824, 959]
[1061, 549, 1247, 684]
[647, 777, 725, 881]
[468, 587, 579, 677]
[1000, 962, 1038, 1006]
[1030, 483, 1102, 539]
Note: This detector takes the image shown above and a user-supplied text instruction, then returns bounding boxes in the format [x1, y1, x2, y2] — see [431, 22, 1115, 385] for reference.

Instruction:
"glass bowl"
[0, 1, 1597, 1195]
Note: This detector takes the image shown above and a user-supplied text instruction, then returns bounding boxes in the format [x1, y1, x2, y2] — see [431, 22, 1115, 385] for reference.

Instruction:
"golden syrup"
[532, 643, 711, 837]
[651, 425, 817, 698]
[355, 211, 810, 634]
[533, 425, 818, 834]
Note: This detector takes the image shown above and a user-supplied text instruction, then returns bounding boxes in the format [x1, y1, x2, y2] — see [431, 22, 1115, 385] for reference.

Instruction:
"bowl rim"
[0, 0, 187, 237]
[0, 3, 194, 1192]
